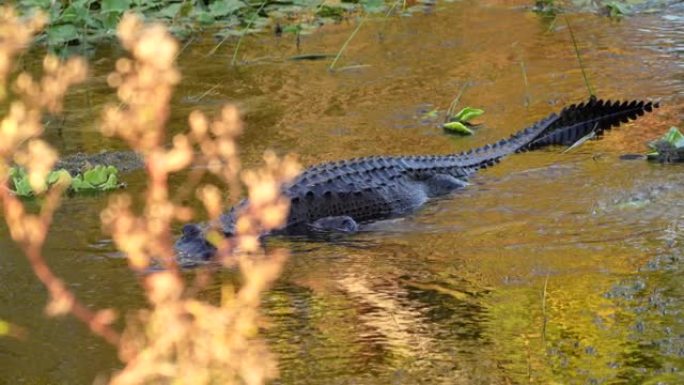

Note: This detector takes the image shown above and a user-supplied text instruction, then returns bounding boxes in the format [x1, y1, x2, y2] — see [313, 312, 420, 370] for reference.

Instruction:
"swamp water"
[1, 1, 684, 384]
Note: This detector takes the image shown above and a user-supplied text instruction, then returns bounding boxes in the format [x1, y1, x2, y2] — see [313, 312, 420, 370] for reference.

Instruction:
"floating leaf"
[158, 3, 183, 19]
[71, 176, 96, 192]
[101, 0, 131, 14]
[648, 126, 684, 150]
[100, 173, 120, 190]
[453, 107, 484, 123]
[47, 24, 79, 45]
[443, 121, 474, 135]
[360, 0, 385, 13]
[84, 166, 106, 185]
[606, 1, 630, 18]
[9, 167, 32, 197]
[194, 10, 216, 25]
[317, 5, 345, 19]
[60, 0, 90, 24]
[209, 0, 246, 18]
[663, 126, 684, 148]
[47, 169, 72, 189]
[13, 176, 34, 197]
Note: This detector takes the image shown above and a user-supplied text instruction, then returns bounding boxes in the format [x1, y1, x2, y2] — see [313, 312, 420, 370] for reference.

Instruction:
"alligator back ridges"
[527, 98, 658, 149]
[448, 97, 658, 171]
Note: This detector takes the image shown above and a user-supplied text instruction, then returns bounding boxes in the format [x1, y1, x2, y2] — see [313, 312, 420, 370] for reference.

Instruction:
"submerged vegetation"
[14, 0, 406, 56]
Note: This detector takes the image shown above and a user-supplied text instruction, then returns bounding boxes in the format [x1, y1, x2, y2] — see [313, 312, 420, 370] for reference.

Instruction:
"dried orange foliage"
[1, 7, 300, 385]
[0, 6, 120, 345]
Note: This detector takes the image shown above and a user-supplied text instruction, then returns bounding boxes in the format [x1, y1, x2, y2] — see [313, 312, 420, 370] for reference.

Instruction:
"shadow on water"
[1, 1, 684, 383]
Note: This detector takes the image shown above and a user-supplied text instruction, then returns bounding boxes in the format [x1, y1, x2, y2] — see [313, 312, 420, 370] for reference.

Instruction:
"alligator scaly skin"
[176, 98, 658, 259]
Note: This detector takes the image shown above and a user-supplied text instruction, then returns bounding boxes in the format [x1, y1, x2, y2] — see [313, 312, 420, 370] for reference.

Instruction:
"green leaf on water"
[453, 107, 484, 123]
[648, 126, 684, 151]
[179, 1, 195, 18]
[82, 165, 117, 186]
[317, 5, 345, 19]
[158, 3, 183, 19]
[282, 24, 303, 34]
[60, 0, 89, 24]
[443, 121, 474, 135]
[47, 169, 72, 189]
[100, 173, 119, 190]
[83, 167, 106, 186]
[101, 0, 131, 14]
[9, 167, 33, 197]
[14, 179, 34, 197]
[663, 126, 684, 148]
[606, 1, 630, 17]
[47, 23, 79, 45]
[195, 11, 215, 25]
[360, 0, 385, 13]
[71, 176, 95, 192]
[209, 0, 246, 18]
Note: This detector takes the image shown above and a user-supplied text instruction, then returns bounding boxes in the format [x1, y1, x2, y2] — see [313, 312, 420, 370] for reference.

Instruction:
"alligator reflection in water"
[263, 240, 503, 384]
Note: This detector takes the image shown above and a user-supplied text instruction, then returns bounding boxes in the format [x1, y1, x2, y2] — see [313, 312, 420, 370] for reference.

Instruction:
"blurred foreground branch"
[0, 6, 299, 385]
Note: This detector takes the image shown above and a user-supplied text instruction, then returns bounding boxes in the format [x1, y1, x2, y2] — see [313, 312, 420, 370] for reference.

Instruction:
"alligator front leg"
[306, 216, 359, 234]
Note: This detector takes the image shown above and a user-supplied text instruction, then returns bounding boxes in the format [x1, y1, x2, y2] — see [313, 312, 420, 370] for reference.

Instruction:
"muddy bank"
[54, 151, 143, 176]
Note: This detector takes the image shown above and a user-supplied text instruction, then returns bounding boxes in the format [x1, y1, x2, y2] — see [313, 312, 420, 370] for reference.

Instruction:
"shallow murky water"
[2, 1, 684, 384]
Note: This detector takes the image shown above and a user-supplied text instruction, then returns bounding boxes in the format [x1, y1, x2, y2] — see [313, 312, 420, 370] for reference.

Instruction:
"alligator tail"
[525, 98, 659, 150]
[454, 97, 658, 170]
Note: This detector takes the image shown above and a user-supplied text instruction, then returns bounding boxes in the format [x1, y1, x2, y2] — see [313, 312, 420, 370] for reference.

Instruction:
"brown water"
[2, 1, 684, 384]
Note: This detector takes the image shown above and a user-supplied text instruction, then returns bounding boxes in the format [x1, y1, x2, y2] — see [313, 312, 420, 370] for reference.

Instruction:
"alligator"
[175, 97, 658, 260]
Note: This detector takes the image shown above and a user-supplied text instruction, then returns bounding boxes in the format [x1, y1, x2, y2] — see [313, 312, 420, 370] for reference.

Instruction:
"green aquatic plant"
[646, 126, 684, 163]
[442, 107, 485, 135]
[605, 1, 630, 18]
[17, 0, 399, 56]
[71, 165, 121, 192]
[8, 165, 122, 197]
[533, 0, 560, 15]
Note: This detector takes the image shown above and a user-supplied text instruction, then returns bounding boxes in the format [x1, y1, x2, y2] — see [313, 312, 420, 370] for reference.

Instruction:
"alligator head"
[174, 224, 217, 262]
[173, 203, 245, 261]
